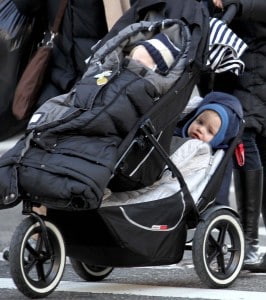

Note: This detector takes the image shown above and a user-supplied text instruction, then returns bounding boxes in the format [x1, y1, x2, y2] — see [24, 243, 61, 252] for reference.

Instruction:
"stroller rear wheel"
[70, 258, 113, 281]
[9, 216, 66, 299]
[192, 209, 244, 288]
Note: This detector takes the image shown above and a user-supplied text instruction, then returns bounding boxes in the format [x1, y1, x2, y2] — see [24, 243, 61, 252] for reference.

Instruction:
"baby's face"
[130, 45, 156, 70]
[187, 110, 221, 143]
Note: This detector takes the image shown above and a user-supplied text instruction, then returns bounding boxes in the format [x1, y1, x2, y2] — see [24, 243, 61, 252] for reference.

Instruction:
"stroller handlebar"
[221, 4, 238, 24]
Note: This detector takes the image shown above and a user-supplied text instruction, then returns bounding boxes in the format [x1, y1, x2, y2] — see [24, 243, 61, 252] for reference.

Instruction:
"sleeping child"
[0, 19, 190, 211]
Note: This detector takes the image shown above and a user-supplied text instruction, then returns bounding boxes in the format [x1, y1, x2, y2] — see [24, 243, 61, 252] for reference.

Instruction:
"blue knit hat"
[182, 103, 229, 148]
[138, 33, 180, 74]
[181, 92, 243, 149]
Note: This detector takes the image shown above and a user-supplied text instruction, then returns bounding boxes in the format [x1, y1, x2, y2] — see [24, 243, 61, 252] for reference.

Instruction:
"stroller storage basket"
[99, 192, 187, 264]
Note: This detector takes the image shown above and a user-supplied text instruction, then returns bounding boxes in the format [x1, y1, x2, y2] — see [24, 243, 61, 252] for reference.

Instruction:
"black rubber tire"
[192, 209, 244, 288]
[9, 216, 66, 298]
[70, 258, 113, 281]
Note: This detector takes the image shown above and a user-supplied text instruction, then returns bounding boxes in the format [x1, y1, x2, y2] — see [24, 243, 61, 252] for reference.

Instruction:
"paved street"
[1, 249, 266, 299]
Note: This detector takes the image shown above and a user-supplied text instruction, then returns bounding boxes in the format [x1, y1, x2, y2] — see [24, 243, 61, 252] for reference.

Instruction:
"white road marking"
[0, 278, 266, 299]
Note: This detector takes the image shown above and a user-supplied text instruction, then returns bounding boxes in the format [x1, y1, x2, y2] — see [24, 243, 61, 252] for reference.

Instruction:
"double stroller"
[0, 1, 245, 298]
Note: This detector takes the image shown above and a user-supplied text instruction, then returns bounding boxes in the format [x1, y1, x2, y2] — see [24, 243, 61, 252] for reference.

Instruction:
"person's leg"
[257, 135, 266, 228]
[233, 128, 264, 270]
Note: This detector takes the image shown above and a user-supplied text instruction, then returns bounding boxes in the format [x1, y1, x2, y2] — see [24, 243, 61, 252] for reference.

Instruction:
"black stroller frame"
[8, 75, 245, 299]
[6, 4, 245, 299]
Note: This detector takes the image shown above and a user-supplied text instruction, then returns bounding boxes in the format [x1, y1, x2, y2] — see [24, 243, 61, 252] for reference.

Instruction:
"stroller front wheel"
[192, 209, 244, 288]
[9, 216, 66, 299]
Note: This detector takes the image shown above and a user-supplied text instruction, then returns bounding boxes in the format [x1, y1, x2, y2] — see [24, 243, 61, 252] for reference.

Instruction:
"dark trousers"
[216, 128, 263, 206]
[237, 128, 262, 171]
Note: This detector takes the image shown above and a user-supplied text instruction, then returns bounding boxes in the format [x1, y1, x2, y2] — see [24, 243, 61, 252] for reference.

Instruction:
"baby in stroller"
[179, 92, 241, 149]
[103, 91, 243, 206]
[0, 18, 191, 211]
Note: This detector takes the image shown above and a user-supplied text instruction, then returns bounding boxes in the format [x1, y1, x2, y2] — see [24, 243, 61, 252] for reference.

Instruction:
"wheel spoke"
[206, 233, 219, 264]
[209, 233, 219, 247]
[24, 257, 38, 274]
[218, 224, 228, 246]
[228, 247, 237, 253]
[216, 225, 229, 274]
[36, 261, 46, 281]
[35, 235, 43, 252]
[207, 250, 218, 265]
[25, 240, 38, 257]
[217, 253, 226, 273]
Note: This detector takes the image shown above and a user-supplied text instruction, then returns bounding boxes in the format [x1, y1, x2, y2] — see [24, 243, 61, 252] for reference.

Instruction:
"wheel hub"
[221, 244, 228, 254]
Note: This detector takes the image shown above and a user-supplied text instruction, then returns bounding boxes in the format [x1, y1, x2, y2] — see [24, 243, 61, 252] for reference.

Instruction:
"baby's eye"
[196, 119, 203, 125]
[208, 129, 216, 136]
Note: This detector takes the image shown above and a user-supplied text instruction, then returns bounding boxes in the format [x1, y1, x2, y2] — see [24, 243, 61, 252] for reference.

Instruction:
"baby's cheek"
[205, 134, 214, 143]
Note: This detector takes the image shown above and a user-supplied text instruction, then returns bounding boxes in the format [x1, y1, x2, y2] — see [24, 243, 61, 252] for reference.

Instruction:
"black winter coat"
[12, 0, 109, 107]
[203, 0, 266, 136]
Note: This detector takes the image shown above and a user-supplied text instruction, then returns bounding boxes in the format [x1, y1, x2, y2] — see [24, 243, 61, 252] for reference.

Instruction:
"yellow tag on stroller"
[97, 76, 108, 85]
[94, 70, 112, 86]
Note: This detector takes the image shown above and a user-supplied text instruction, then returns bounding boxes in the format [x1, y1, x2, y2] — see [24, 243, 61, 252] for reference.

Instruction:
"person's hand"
[213, 0, 240, 11]
[212, 0, 223, 9]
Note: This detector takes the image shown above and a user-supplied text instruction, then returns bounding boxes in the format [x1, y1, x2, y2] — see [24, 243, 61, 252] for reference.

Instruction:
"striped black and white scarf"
[207, 18, 248, 75]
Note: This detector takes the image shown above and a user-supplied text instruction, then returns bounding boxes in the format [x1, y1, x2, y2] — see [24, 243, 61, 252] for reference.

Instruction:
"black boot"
[251, 174, 266, 272]
[234, 168, 264, 271]
[261, 175, 266, 228]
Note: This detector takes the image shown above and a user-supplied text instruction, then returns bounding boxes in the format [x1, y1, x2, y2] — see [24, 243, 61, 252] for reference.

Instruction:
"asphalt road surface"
[1, 249, 266, 299]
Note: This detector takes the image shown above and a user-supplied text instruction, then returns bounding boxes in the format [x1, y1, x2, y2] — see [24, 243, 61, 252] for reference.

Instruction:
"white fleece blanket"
[102, 139, 224, 207]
